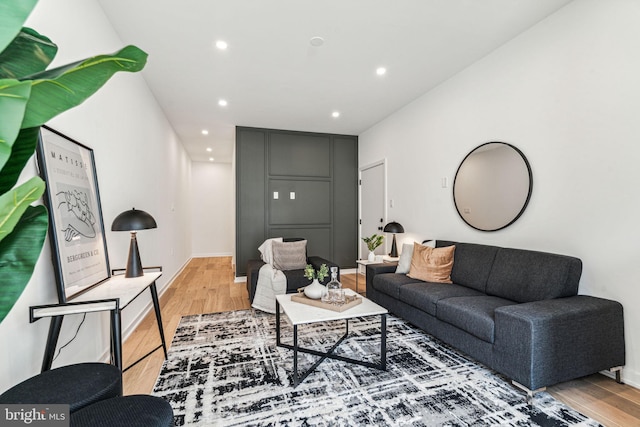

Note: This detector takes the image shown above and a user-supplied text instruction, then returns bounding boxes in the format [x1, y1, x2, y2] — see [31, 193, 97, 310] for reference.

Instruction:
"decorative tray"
[291, 293, 362, 312]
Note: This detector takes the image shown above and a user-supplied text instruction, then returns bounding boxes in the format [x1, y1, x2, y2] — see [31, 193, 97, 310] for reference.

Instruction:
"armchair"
[246, 238, 339, 303]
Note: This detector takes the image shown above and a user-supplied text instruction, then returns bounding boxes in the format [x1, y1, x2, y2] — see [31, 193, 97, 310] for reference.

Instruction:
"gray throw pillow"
[272, 240, 307, 271]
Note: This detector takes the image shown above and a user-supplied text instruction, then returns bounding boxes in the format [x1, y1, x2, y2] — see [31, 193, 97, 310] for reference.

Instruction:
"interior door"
[360, 162, 386, 259]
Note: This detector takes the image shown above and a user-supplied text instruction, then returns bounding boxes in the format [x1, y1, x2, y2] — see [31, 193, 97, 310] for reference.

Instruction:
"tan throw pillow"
[407, 242, 455, 283]
[272, 240, 307, 271]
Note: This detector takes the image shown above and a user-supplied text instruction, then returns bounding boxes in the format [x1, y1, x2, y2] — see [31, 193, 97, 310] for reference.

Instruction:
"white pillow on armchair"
[258, 237, 283, 266]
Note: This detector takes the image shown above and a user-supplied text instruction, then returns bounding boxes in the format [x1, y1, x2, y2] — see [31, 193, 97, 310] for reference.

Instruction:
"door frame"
[359, 159, 387, 260]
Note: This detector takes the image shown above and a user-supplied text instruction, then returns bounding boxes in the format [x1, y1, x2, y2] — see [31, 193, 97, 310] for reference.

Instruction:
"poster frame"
[36, 125, 110, 302]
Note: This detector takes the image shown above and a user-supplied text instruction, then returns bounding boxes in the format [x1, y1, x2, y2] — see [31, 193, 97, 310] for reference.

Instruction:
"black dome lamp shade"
[383, 221, 405, 258]
[111, 208, 157, 278]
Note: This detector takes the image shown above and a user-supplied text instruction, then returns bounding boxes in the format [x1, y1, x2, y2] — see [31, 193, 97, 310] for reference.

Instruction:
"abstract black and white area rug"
[152, 310, 600, 426]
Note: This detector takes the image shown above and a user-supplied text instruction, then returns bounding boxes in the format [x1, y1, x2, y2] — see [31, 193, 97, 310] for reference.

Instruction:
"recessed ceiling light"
[218, 99, 228, 107]
[209, 157, 215, 162]
[332, 111, 340, 118]
[206, 147, 212, 152]
[201, 129, 209, 135]
[310, 36, 324, 47]
[376, 67, 387, 76]
[215, 40, 228, 50]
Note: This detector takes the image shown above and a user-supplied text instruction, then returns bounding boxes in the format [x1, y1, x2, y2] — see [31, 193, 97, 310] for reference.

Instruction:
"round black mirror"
[453, 142, 532, 231]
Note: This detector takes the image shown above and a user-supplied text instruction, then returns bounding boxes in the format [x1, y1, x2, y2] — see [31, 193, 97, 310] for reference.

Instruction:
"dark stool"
[0, 363, 122, 413]
[70, 395, 174, 427]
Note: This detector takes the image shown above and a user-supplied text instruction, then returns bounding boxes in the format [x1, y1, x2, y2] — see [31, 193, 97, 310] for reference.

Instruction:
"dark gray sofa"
[366, 240, 625, 395]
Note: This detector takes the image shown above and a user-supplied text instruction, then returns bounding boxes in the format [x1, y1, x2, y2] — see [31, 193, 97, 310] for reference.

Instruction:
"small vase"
[304, 279, 325, 299]
[368, 251, 376, 262]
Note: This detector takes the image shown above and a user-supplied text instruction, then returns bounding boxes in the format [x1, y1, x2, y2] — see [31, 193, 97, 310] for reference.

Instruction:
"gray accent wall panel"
[236, 129, 266, 270]
[268, 180, 331, 225]
[333, 137, 359, 267]
[269, 133, 331, 177]
[236, 127, 357, 277]
[269, 227, 332, 260]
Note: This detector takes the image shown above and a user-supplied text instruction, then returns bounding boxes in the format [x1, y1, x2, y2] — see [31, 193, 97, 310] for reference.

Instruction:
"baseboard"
[192, 252, 233, 258]
[601, 367, 640, 390]
[235, 276, 246, 283]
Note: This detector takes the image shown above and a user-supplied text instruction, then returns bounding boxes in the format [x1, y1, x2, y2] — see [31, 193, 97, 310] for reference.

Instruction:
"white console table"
[29, 267, 167, 373]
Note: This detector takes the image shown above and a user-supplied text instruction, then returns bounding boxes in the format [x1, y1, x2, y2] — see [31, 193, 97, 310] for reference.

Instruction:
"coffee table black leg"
[381, 313, 387, 370]
[293, 324, 299, 387]
[276, 300, 281, 346]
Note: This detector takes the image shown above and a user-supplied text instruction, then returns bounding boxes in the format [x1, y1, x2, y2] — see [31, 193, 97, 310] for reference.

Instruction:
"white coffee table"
[275, 289, 388, 387]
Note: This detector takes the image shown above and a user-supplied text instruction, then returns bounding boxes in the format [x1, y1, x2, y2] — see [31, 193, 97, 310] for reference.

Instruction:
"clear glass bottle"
[326, 266, 343, 304]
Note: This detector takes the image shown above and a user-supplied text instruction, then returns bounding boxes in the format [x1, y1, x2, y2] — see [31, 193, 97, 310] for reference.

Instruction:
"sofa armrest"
[307, 256, 340, 283]
[494, 295, 625, 390]
[246, 259, 266, 303]
[365, 263, 397, 295]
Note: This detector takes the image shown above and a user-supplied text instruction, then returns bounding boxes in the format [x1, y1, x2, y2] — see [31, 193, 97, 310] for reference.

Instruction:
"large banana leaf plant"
[0, 0, 147, 322]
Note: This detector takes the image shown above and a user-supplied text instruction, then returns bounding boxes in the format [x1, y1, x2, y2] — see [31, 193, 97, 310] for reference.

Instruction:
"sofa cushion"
[372, 273, 417, 299]
[437, 296, 518, 343]
[408, 243, 455, 283]
[436, 241, 499, 293]
[486, 248, 582, 303]
[398, 282, 484, 316]
[272, 240, 307, 271]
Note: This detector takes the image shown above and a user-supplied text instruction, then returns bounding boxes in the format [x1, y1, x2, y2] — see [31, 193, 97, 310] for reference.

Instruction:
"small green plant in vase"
[304, 263, 329, 282]
[303, 263, 329, 299]
[362, 234, 384, 262]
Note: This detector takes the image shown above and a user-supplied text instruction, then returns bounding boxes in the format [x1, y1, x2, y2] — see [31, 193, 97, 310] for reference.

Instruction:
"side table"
[29, 267, 167, 373]
[355, 260, 376, 294]
[355, 259, 398, 294]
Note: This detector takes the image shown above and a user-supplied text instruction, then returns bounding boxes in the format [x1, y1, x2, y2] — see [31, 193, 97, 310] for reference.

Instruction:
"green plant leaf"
[21, 45, 148, 128]
[0, 175, 45, 244]
[0, 204, 48, 323]
[0, 79, 31, 170]
[0, 127, 39, 195]
[0, 0, 38, 53]
[0, 27, 57, 79]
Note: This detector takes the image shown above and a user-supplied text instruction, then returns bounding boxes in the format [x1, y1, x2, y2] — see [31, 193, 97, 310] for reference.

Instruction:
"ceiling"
[97, 0, 572, 163]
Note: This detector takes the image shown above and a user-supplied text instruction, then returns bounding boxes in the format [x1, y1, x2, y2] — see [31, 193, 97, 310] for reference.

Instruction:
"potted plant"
[362, 234, 384, 262]
[302, 263, 329, 299]
[0, 0, 147, 323]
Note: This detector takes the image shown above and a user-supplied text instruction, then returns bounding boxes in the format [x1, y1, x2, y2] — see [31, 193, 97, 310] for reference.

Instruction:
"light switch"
[273, 191, 279, 199]
[290, 192, 295, 200]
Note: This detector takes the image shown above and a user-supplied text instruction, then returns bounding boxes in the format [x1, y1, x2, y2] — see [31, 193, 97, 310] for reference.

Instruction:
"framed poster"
[37, 126, 110, 302]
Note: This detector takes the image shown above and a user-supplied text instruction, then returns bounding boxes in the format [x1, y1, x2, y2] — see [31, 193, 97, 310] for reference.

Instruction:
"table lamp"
[383, 221, 404, 258]
[111, 208, 157, 278]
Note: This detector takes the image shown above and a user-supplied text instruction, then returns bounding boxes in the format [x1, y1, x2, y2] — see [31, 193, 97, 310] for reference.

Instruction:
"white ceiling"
[97, 0, 572, 163]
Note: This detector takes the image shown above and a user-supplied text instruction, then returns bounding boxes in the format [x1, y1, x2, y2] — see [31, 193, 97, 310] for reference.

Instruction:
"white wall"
[360, 0, 640, 387]
[0, 0, 192, 392]
[191, 162, 234, 257]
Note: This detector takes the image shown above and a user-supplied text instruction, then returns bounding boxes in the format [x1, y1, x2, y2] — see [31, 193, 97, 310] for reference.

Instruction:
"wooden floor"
[122, 257, 640, 426]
